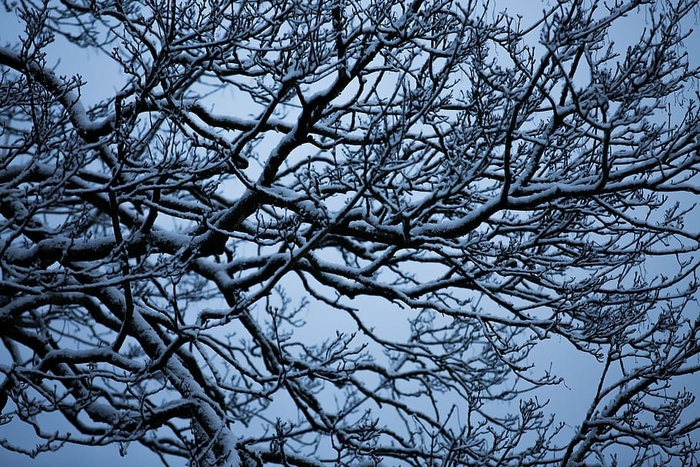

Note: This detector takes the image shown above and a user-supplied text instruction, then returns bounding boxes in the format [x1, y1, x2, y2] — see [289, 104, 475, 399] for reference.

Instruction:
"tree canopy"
[1, 0, 700, 465]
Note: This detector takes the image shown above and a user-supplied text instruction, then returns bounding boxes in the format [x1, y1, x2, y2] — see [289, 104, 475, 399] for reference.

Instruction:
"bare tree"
[1, 0, 699, 465]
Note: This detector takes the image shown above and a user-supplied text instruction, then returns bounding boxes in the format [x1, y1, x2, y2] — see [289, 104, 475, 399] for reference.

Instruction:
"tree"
[1, 0, 699, 465]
